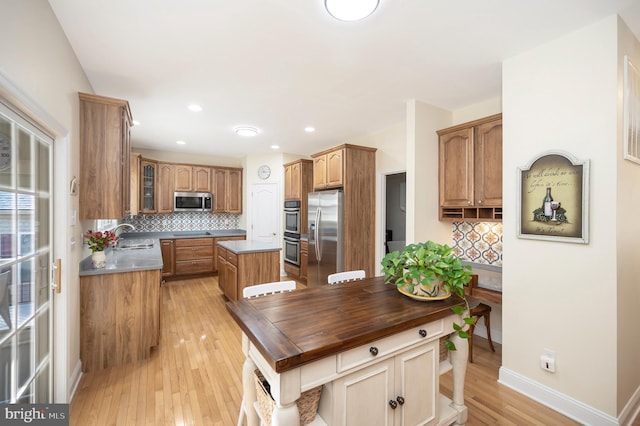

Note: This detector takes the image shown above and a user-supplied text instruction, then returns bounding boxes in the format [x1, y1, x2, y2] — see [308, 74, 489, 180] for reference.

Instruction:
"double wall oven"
[284, 200, 301, 266]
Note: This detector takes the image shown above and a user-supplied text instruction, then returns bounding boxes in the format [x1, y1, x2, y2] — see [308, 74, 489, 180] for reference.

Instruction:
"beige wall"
[0, 0, 93, 402]
[502, 15, 629, 417]
[616, 16, 640, 415]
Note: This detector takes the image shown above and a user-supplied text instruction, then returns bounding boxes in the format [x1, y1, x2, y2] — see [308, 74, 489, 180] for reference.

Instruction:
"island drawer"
[336, 320, 444, 373]
[175, 245, 214, 261]
[226, 251, 238, 265]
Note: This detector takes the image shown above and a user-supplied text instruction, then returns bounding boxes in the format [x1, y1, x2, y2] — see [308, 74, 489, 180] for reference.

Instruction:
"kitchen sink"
[116, 239, 154, 250]
[172, 232, 211, 236]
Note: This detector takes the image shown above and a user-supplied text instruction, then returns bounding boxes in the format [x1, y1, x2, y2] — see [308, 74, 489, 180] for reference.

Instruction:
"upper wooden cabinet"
[310, 144, 377, 277]
[157, 162, 174, 213]
[79, 92, 133, 219]
[213, 168, 242, 213]
[284, 159, 313, 201]
[140, 159, 157, 213]
[173, 165, 193, 192]
[437, 113, 502, 221]
[193, 166, 211, 192]
[130, 153, 141, 216]
[312, 148, 344, 190]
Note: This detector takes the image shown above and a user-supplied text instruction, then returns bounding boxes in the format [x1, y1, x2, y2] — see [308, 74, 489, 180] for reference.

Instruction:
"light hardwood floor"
[70, 276, 582, 425]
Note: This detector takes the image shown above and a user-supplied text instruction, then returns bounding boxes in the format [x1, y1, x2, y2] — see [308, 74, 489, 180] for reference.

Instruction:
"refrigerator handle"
[315, 207, 321, 261]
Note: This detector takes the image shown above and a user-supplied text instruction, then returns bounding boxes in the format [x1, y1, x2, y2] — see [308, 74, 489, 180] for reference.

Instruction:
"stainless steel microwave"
[174, 192, 213, 212]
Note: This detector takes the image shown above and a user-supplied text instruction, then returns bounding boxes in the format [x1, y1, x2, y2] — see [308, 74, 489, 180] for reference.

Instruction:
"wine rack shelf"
[439, 207, 502, 222]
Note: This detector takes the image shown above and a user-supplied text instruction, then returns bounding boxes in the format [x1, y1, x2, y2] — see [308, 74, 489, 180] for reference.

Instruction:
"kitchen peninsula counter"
[226, 277, 469, 425]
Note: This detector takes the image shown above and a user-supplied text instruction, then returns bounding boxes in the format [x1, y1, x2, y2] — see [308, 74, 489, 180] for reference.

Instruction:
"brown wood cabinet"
[217, 243, 280, 301]
[437, 114, 502, 221]
[174, 164, 193, 192]
[160, 239, 175, 278]
[80, 269, 161, 372]
[140, 159, 157, 213]
[157, 162, 174, 213]
[174, 238, 215, 276]
[79, 92, 133, 220]
[212, 235, 245, 272]
[284, 159, 313, 200]
[311, 144, 377, 278]
[130, 153, 140, 216]
[213, 168, 242, 213]
[193, 166, 212, 192]
[312, 148, 344, 190]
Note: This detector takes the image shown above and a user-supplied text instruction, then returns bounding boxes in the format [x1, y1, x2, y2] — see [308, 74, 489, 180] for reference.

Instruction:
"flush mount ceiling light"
[234, 126, 259, 137]
[176, 140, 186, 145]
[304, 126, 315, 133]
[325, 0, 379, 21]
[188, 104, 202, 112]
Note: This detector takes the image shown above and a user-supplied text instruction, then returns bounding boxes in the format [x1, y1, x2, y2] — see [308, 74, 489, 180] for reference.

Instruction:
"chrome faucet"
[112, 223, 136, 236]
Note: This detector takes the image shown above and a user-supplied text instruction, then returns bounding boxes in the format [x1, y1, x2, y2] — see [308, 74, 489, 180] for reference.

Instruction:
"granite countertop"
[79, 239, 163, 276]
[121, 229, 246, 239]
[217, 239, 282, 254]
[80, 229, 247, 276]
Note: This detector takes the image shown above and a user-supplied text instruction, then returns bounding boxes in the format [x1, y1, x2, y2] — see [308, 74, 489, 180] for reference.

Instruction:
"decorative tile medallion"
[452, 222, 503, 266]
[124, 212, 240, 232]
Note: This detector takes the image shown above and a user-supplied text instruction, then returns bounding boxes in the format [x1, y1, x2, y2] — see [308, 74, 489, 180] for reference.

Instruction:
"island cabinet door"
[331, 358, 395, 425]
[394, 342, 439, 426]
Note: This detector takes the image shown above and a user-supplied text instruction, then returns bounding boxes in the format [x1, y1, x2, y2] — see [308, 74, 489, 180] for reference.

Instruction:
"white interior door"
[0, 102, 53, 403]
[251, 183, 279, 244]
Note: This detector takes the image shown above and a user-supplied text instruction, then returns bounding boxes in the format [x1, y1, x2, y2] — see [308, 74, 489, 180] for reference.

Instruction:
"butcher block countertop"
[226, 276, 464, 373]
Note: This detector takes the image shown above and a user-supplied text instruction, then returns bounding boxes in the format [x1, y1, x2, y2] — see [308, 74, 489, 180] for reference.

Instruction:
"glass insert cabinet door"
[0, 102, 53, 404]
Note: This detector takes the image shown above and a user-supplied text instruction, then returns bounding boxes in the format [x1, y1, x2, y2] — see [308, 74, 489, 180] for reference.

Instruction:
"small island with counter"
[217, 240, 282, 301]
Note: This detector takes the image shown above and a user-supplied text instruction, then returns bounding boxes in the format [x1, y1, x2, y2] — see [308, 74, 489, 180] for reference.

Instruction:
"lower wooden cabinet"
[80, 269, 161, 372]
[160, 239, 175, 278]
[213, 236, 246, 272]
[175, 237, 214, 275]
[217, 243, 280, 301]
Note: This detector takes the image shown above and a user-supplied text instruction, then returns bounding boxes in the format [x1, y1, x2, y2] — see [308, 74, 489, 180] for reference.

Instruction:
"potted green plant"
[381, 240, 476, 350]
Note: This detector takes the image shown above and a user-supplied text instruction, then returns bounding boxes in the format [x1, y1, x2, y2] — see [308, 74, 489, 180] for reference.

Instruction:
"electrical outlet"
[540, 348, 556, 372]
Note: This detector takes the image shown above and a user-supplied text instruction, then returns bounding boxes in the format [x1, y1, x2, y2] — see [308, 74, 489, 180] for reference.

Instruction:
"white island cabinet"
[227, 277, 468, 426]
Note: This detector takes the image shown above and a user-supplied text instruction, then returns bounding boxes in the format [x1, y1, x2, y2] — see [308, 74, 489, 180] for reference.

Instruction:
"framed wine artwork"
[517, 151, 590, 244]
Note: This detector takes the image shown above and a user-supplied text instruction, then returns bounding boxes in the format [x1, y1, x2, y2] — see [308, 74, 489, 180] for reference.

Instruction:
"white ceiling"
[48, 0, 640, 159]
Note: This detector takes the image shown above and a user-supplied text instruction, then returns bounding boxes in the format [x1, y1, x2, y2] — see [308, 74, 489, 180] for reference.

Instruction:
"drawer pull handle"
[418, 329, 427, 337]
[396, 396, 405, 405]
[369, 347, 378, 356]
[388, 400, 397, 409]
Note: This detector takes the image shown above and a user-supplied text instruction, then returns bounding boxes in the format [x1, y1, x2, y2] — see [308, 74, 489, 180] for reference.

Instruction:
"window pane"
[0, 269, 11, 333]
[17, 129, 33, 191]
[17, 259, 34, 327]
[35, 311, 48, 366]
[16, 381, 32, 404]
[35, 254, 49, 310]
[33, 364, 49, 403]
[0, 337, 13, 403]
[37, 140, 49, 194]
[17, 319, 33, 391]
[0, 116, 12, 189]
[0, 192, 16, 263]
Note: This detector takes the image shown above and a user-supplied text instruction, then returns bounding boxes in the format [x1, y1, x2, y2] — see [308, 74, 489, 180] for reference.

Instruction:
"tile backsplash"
[452, 222, 503, 267]
[124, 212, 240, 232]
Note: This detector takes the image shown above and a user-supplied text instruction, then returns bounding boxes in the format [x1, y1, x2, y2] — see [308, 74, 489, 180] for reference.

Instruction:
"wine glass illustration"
[550, 201, 561, 222]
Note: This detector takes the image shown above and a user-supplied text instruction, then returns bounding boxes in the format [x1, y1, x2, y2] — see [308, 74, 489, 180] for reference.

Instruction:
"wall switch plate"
[541, 348, 556, 372]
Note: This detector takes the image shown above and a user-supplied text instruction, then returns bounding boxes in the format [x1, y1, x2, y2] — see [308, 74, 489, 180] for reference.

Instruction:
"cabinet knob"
[467, 200, 472, 205]
[396, 396, 405, 405]
[369, 347, 379, 356]
[418, 329, 427, 337]
[478, 199, 483, 204]
[388, 400, 397, 409]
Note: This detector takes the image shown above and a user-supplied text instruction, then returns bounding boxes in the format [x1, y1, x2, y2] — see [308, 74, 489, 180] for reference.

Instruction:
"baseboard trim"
[618, 385, 640, 426]
[498, 367, 619, 425]
[69, 360, 83, 403]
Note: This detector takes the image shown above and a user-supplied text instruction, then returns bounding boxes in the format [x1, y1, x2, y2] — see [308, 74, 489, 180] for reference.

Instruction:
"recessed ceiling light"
[188, 104, 202, 112]
[132, 120, 141, 126]
[271, 145, 280, 150]
[176, 140, 186, 145]
[325, 0, 379, 21]
[304, 126, 315, 133]
[234, 126, 259, 137]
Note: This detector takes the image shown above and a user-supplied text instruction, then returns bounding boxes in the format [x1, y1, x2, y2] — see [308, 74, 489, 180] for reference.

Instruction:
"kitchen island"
[226, 277, 469, 425]
[217, 240, 281, 300]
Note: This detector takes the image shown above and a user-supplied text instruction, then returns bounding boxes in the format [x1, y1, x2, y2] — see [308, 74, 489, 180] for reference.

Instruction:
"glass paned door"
[0, 103, 53, 404]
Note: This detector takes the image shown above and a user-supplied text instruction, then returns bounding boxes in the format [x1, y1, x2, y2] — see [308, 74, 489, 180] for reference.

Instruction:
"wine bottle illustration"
[542, 187, 553, 217]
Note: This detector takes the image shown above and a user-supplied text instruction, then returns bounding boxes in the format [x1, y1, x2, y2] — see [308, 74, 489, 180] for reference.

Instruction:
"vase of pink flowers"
[84, 230, 117, 268]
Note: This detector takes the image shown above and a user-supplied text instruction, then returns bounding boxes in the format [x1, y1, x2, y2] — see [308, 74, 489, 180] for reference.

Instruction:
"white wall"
[0, 0, 93, 402]
[502, 15, 623, 418]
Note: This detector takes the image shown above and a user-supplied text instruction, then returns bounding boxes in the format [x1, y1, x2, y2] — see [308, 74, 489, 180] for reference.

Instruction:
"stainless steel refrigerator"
[307, 190, 344, 287]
